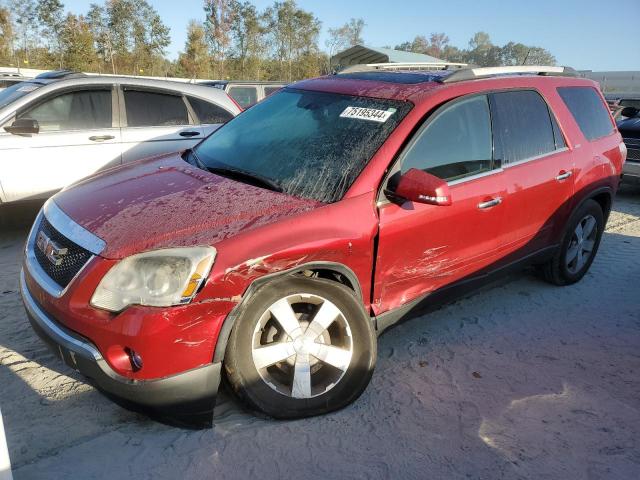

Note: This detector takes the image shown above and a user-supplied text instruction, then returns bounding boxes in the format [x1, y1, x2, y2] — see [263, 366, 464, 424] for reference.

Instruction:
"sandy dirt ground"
[1, 186, 639, 480]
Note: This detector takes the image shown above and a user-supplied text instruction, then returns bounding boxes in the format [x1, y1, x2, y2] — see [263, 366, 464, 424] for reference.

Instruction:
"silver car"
[0, 71, 241, 204]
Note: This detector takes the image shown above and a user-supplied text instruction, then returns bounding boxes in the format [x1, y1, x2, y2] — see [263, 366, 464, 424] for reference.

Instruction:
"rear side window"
[18, 89, 112, 132]
[401, 95, 493, 181]
[558, 87, 614, 141]
[187, 96, 233, 124]
[490, 90, 556, 165]
[264, 86, 282, 97]
[124, 89, 189, 127]
[228, 86, 258, 109]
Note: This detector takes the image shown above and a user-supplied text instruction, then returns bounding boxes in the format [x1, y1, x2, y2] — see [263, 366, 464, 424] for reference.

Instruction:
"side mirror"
[4, 118, 39, 136]
[621, 106, 639, 118]
[392, 168, 452, 206]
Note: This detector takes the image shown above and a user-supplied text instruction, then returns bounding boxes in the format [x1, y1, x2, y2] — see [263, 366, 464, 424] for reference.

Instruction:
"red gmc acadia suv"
[20, 66, 626, 425]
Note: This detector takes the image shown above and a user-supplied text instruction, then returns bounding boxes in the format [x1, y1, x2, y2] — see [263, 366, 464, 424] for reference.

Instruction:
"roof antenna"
[522, 49, 531, 66]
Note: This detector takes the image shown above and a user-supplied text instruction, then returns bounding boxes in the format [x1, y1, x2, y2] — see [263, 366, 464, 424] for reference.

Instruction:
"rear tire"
[224, 276, 376, 419]
[540, 199, 604, 286]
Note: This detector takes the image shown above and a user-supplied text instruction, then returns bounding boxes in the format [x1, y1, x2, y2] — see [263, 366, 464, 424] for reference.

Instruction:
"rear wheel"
[224, 276, 376, 419]
[540, 199, 604, 285]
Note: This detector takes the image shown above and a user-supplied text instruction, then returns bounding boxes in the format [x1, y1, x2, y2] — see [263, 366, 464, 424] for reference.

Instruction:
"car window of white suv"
[123, 89, 189, 127]
[187, 96, 234, 125]
[18, 89, 112, 132]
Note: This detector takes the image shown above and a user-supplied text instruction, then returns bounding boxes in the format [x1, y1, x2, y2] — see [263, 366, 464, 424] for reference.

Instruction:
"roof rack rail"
[440, 65, 577, 83]
[338, 62, 468, 74]
[34, 70, 87, 80]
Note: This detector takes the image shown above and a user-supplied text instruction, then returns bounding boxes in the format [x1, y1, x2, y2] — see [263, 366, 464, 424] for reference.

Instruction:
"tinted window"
[228, 86, 258, 108]
[194, 89, 411, 203]
[558, 87, 614, 141]
[18, 89, 112, 132]
[264, 86, 282, 97]
[401, 95, 493, 181]
[187, 96, 233, 124]
[491, 90, 556, 165]
[124, 89, 189, 127]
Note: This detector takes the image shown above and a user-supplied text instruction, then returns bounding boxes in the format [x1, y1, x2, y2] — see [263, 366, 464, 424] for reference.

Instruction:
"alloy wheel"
[251, 293, 353, 399]
[565, 214, 598, 274]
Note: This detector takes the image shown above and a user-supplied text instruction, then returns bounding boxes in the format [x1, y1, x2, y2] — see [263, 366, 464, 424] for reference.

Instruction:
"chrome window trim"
[446, 167, 504, 186]
[43, 200, 106, 255]
[500, 147, 569, 169]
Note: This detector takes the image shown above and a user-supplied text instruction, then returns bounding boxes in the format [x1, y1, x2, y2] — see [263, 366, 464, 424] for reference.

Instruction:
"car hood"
[52, 153, 325, 259]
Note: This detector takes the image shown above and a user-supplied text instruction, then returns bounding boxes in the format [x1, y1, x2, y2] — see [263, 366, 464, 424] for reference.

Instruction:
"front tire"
[224, 276, 376, 419]
[541, 199, 604, 285]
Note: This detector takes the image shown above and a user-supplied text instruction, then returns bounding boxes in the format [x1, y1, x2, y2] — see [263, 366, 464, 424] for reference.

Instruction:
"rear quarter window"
[558, 87, 614, 141]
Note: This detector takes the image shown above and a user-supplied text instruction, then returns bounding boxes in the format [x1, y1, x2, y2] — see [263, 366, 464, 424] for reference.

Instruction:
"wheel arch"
[212, 261, 366, 362]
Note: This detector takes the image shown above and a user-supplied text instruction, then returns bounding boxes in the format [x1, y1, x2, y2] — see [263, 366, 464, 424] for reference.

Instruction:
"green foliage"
[395, 31, 556, 67]
[0, 0, 557, 81]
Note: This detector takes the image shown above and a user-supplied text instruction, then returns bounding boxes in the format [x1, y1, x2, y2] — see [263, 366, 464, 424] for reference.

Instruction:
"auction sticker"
[340, 106, 395, 123]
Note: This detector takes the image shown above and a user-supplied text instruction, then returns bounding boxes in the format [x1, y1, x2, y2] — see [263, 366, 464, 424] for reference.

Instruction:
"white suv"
[0, 71, 240, 204]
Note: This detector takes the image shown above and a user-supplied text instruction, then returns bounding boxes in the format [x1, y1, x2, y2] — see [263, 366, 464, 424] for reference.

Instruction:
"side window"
[558, 87, 614, 141]
[123, 89, 189, 127]
[228, 86, 258, 109]
[264, 86, 282, 97]
[490, 90, 556, 165]
[187, 96, 234, 124]
[550, 110, 566, 149]
[18, 89, 112, 132]
[401, 95, 493, 182]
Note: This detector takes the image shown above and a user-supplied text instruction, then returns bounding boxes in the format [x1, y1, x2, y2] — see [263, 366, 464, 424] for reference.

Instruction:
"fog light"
[128, 349, 143, 371]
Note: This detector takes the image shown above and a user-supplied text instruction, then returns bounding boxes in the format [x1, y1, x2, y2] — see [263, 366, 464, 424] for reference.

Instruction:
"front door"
[374, 94, 507, 314]
[0, 86, 121, 202]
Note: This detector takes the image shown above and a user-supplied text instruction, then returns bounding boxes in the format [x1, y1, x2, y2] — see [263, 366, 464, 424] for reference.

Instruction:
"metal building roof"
[331, 44, 445, 67]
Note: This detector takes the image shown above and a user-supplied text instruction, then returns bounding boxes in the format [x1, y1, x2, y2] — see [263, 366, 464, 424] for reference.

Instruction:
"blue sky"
[63, 0, 639, 71]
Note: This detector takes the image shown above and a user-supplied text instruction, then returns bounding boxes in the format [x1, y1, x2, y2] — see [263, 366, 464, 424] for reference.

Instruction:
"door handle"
[89, 135, 115, 142]
[477, 197, 502, 210]
[555, 170, 573, 181]
[179, 131, 200, 137]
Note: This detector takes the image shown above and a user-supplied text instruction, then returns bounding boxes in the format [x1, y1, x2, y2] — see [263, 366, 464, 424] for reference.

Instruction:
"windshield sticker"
[17, 85, 38, 92]
[340, 106, 396, 123]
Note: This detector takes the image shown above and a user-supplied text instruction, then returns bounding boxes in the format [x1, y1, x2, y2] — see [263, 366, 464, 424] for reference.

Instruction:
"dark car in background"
[617, 106, 640, 185]
[199, 80, 286, 109]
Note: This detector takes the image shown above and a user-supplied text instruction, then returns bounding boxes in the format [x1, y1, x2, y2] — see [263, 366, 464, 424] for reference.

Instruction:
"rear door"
[492, 89, 575, 254]
[120, 87, 204, 163]
[374, 94, 508, 314]
[0, 86, 121, 202]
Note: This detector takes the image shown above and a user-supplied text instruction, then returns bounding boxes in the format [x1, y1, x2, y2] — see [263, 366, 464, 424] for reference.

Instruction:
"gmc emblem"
[36, 231, 68, 266]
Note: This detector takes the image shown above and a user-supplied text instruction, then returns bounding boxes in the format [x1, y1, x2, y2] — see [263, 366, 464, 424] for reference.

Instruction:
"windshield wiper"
[183, 148, 283, 193]
[206, 166, 283, 193]
[182, 148, 205, 169]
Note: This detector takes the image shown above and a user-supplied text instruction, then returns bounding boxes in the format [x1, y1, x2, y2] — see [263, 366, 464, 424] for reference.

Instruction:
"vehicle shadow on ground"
[3, 226, 639, 478]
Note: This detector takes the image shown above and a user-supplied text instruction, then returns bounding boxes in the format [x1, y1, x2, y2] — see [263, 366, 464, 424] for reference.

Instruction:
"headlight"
[91, 246, 216, 312]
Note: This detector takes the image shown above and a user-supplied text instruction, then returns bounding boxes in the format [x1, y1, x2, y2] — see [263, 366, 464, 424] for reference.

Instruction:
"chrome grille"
[628, 148, 640, 162]
[33, 217, 92, 288]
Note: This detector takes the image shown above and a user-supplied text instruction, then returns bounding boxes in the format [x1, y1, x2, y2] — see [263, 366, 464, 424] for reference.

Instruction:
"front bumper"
[20, 270, 222, 426]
